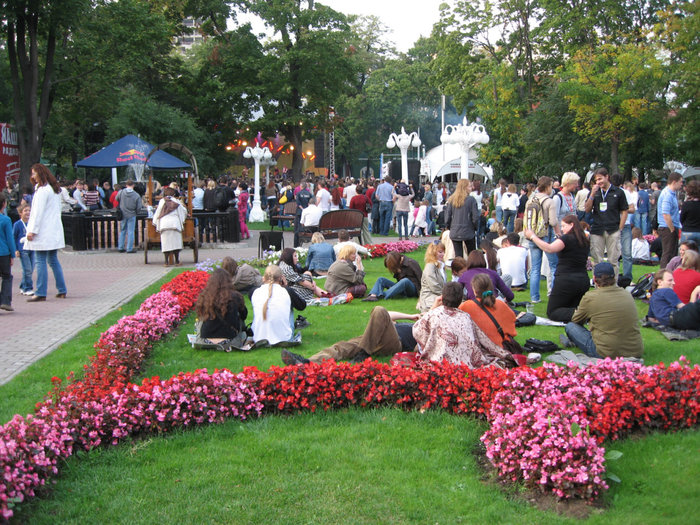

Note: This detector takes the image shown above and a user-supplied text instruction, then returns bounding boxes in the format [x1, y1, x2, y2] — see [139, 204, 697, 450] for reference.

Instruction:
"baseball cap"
[593, 262, 615, 278]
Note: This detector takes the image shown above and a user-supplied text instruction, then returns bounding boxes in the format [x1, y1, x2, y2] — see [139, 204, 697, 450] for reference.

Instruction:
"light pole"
[261, 155, 277, 187]
[243, 143, 272, 222]
[386, 127, 421, 183]
[440, 117, 489, 180]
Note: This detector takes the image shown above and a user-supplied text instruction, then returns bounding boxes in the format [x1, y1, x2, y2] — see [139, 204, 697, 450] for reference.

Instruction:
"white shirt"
[501, 192, 520, 211]
[316, 188, 332, 212]
[343, 184, 357, 201]
[632, 238, 650, 260]
[300, 204, 323, 227]
[333, 240, 369, 256]
[497, 245, 529, 287]
[623, 189, 636, 225]
[470, 191, 483, 209]
[251, 284, 292, 344]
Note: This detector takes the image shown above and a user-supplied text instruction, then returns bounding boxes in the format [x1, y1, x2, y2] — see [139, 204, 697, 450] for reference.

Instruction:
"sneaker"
[530, 299, 541, 304]
[281, 349, 309, 366]
[361, 295, 379, 302]
[294, 315, 310, 330]
[526, 352, 541, 364]
[559, 334, 574, 349]
[0, 304, 14, 311]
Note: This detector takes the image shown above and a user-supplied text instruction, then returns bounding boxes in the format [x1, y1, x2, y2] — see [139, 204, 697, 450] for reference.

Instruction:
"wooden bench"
[298, 209, 365, 245]
[270, 201, 297, 230]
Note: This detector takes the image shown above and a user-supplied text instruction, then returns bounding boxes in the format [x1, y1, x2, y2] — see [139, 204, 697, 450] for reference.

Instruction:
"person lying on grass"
[282, 282, 514, 369]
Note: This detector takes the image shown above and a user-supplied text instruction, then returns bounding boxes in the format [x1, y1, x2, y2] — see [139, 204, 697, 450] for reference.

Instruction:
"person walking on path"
[445, 179, 479, 258]
[657, 172, 684, 269]
[116, 180, 143, 253]
[0, 194, 16, 311]
[24, 163, 68, 302]
[12, 204, 34, 296]
[376, 176, 395, 236]
[584, 167, 628, 280]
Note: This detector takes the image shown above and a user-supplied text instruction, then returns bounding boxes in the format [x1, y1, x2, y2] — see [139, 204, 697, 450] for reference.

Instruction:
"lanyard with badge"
[599, 186, 610, 212]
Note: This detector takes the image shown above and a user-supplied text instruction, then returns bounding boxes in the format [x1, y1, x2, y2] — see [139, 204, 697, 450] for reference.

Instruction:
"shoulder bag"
[471, 299, 525, 354]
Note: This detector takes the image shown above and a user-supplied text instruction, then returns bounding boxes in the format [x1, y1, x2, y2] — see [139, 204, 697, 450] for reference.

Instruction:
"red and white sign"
[0, 123, 20, 191]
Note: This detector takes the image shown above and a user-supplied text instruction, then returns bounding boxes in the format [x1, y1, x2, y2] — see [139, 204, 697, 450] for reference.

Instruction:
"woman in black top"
[195, 269, 248, 343]
[525, 214, 590, 322]
[680, 180, 700, 246]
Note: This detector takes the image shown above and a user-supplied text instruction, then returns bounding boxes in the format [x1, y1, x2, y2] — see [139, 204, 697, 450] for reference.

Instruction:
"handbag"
[471, 299, 525, 354]
[115, 207, 124, 220]
[279, 193, 288, 204]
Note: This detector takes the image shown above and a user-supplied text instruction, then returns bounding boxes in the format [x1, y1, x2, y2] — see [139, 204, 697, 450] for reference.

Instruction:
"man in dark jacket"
[293, 180, 313, 247]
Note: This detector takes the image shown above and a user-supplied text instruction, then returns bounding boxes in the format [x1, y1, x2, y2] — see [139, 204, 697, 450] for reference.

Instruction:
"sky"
[235, 0, 446, 53]
[320, 0, 446, 52]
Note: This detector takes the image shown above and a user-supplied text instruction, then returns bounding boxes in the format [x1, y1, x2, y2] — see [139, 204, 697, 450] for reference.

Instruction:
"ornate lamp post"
[440, 117, 489, 180]
[243, 142, 272, 222]
[386, 127, 421, 183]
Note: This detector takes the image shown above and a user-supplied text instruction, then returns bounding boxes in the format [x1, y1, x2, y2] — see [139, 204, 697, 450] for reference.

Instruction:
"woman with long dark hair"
[25, 164, 68, 302]
[457, 250, 514, 302]
[525, 214, 590, 322]
[278, 247, 325, 303]
[195, 269, 247, 344]
[362, 250, 422, 301]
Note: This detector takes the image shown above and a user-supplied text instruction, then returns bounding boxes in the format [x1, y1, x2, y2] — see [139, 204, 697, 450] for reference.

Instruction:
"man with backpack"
[214, 177, 235, 212]
[293, 181, 313, 247]
[525, 176, 559, 303]
[585, 167, 628, 281]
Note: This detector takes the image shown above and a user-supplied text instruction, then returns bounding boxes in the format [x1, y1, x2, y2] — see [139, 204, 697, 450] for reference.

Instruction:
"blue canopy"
[76, 134, 191, 170]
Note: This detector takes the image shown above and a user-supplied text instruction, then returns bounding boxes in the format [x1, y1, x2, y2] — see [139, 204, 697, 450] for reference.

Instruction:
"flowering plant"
[363, 240, 420, 259]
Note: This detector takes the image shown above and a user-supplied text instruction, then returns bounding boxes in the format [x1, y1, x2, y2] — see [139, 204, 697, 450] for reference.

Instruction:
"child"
[238, 182, 250, 240]
[631, 226, 654, 264]
[411, 200, 428, 237]
[13, 204, 34, 295]
[0, 194, 17, 311]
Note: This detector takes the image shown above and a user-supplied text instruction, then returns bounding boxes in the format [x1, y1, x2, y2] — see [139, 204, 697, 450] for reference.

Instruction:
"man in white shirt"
[72, 180, 88, 211]
[316, 181, 332, 213]
[619, 177, 636, 282]
[343, 178, 357, 202]
[497, 233, 529, 289]
[333, 229, 369, 257]
[300, 197, 323, 230]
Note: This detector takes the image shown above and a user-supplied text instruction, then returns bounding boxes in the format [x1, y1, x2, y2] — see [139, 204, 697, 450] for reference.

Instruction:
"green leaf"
[605, 450, 623, 461]
[571, 422, 581, 436]
[606, 472, 622, 483]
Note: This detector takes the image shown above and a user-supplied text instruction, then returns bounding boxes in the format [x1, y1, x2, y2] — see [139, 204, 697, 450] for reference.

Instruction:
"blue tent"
[76, 134, 191, 169]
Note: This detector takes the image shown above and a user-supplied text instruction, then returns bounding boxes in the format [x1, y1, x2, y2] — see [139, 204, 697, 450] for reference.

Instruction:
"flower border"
[1, 266, 699, 520]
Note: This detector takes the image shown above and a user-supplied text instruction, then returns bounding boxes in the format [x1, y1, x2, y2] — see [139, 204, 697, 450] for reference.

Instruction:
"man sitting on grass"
[562, 262, 644, 359]
[281, 282, 514, 369]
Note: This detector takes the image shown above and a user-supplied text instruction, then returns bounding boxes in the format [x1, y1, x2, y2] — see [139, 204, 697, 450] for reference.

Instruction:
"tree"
[1, 0, 89, 187]
[248, 0, 361, 178]
[559, 42, 667, 174]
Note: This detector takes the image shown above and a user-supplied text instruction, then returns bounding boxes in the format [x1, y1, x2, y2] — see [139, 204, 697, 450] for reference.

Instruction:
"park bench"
[298, 209, 364, 245]
[270, 201, 297, 230]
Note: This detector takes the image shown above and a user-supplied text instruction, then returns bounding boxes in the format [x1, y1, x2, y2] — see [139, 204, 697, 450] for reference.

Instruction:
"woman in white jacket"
[152, 186, 188, 267]
[25, 164, 68, 302]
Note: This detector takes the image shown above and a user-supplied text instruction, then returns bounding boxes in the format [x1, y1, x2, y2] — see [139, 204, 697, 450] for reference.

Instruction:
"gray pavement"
[0, 229, 401, 385]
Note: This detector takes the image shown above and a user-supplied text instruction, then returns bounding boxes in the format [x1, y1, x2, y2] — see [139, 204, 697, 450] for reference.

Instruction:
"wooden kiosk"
[142, 143, 199, 264]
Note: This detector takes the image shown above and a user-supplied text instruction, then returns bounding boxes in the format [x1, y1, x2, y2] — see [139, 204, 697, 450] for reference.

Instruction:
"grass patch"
[3, 250, 699, 523]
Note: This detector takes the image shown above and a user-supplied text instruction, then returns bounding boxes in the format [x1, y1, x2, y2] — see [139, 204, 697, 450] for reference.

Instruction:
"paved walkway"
[0, 230, 297, 384]
[0, 229, 400, 384]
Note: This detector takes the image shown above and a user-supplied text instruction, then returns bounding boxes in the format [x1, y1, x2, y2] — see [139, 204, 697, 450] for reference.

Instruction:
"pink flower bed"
[1, 270, 699, 521]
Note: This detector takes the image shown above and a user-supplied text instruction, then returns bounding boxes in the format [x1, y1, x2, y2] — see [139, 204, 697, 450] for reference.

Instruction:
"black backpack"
[524, 338, 559, 353]
[395, 182, 410, 196]
[630, 273, 654, 299]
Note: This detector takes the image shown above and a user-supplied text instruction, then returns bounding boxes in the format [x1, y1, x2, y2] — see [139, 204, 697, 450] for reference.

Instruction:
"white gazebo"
[420, 143, 492, 184]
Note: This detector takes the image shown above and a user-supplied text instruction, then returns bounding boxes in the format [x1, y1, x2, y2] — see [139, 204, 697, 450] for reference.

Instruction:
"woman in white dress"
[152, 186, 188, 267]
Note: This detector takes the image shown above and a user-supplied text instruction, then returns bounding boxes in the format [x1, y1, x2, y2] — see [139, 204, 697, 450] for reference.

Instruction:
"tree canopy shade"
[76, 134, 191, 170]
[2, 0, 90, 189]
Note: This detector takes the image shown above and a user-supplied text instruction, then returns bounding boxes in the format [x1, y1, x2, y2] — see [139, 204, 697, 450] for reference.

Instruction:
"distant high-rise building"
[176, 18, 205, 54]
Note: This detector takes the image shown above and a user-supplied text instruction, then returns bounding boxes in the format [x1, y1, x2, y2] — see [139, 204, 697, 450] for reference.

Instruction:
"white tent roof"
[420, 143, 491, 182]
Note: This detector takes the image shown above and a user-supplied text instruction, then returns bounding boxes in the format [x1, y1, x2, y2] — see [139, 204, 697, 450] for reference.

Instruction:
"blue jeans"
[503, 210, 516, 232]
[528, 228, 558, 301]
[620, 224, 633, 280]
[495, 206, 503, 223]
[565, 322, 600, 358]
[19, 250, 34, 292]
[369, 276, 417, 299]
[634, 212, 649, 236]
[379, 201, 393, 236]
[425, 205, 434, 235]
[680, 231, 700, 246]
[118, 216, 137, 251]
[34, 250, 67, 298]
[396, 211, 408, 237]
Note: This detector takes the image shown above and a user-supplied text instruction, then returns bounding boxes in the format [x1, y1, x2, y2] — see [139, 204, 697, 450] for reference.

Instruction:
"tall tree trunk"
[610, 139, 619, 176]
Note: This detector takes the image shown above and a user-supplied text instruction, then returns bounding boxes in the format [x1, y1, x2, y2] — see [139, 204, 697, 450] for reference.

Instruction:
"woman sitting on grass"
[324, 244, 367, 297]
[220, 256, 262, 298]
[457, 250, 514, 303]
[306, 232, 336, 276]
[459, 273, 518, 347]
[278, 247, 326, 303]
[195, 269, 247, 346]
[362, 251, 422, 302]
[251, 265, 305, 345]
[417, 241, 446, 312]
[672, 250, 700, 304]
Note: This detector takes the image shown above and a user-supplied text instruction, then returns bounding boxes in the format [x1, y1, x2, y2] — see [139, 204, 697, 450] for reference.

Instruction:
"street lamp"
[261, 155, 277, 186]
[440, 117, 489, 180]
[243, 143, 272, 222]
[387, 127, 421, 183]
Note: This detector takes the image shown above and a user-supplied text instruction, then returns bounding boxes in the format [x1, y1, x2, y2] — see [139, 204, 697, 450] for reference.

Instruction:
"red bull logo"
[117, 148, 147, 163]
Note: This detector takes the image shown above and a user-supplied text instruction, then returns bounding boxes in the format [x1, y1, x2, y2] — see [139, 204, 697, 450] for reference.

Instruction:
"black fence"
[61, 209, 240, 250]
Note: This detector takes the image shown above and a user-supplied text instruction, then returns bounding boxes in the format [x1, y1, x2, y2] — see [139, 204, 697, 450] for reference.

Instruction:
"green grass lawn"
[4, 250, 699, 523]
